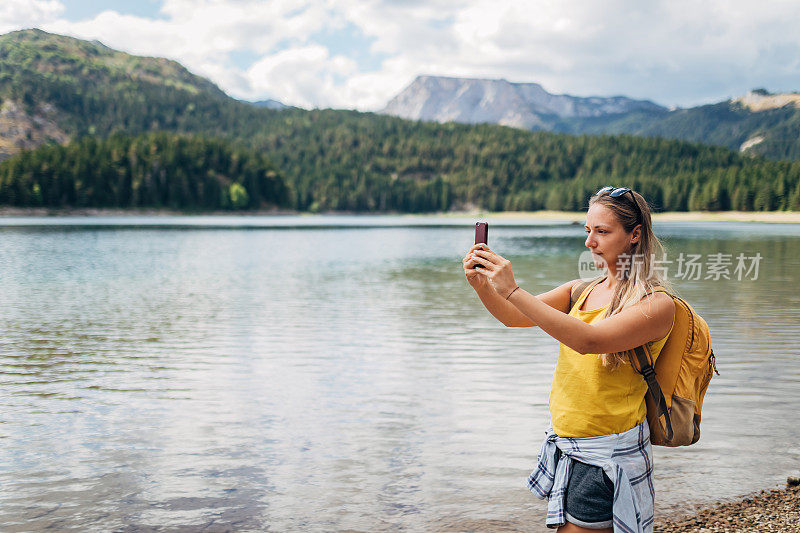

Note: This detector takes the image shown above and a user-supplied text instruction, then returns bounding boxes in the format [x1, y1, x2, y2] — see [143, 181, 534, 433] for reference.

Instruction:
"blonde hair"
[589, 189, 672, 369]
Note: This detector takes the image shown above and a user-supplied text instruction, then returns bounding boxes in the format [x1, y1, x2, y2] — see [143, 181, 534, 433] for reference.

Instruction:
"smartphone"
[475, 222, 488, 245]
[474, 222, 488, 269]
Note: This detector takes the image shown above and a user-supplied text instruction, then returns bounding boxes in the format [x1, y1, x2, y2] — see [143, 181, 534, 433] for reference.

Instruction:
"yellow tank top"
[549, 280, 674, 438]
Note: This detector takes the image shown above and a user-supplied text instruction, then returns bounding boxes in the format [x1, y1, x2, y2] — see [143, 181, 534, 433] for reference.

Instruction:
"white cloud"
[368, 0, 800, 107]
[0, 0, 64, 34]
[247, 45, 358, 108]
[41, 0, 335, 102]
[4, 0, 800, 110]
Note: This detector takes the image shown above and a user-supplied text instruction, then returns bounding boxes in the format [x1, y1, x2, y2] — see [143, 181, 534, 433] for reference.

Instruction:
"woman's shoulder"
[641, 288, 674, 307]
[639, 290, 675, 338]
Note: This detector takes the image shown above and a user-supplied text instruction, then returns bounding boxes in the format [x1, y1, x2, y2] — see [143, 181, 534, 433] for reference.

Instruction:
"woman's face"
[584, 203, 640, 271]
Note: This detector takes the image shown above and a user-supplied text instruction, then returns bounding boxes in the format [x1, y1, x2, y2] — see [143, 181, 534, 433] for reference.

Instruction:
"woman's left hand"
[469, 246, 518, 298]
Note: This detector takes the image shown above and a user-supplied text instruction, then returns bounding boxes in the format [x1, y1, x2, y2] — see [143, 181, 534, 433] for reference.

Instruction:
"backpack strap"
[568, 276, 606, 313]
[631, 286, 674, 442]
[632, 344, 674, 442]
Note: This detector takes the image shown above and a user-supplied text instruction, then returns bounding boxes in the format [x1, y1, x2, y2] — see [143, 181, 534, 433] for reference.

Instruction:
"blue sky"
[3, 0, 800, 110]
[59, 0, 163, 21]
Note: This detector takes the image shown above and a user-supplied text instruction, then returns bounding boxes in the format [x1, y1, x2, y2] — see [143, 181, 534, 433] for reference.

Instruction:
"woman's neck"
[601, 270, 618, 291]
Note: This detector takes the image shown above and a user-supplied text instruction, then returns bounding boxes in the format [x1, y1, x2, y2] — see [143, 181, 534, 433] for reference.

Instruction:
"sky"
[2, 0, 800, 111]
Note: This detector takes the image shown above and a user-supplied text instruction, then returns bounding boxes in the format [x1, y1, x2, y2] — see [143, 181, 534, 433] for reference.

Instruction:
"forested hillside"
[249, 111, 800, 212]
[3, 123, 798, 212]
[1, 28, 799, 213]
[0, 132, 289, 210]
[559, 100, 800, 161]
[0, 29, 246, 142]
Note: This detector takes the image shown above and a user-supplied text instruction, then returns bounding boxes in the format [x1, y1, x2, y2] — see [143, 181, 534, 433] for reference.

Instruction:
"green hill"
[1, 28, 799, 213]
[559, 100, 800, 160]
[0, 132, 289, 210]
[0, 28, 243, 145]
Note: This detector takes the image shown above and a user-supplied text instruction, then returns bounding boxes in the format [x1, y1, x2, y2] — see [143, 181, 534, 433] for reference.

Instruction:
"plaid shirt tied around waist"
[527, 421, 655, 533]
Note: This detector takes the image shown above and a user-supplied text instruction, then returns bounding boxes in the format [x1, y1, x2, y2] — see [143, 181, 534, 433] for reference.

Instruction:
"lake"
[1, 215, 799, 532]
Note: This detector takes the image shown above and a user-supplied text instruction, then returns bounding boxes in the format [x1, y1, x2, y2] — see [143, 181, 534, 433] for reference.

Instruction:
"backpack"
[569, 278, 719, 447]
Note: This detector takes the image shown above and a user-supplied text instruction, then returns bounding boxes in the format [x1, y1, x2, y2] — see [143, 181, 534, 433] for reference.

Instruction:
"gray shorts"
[553, 448, 614, 529]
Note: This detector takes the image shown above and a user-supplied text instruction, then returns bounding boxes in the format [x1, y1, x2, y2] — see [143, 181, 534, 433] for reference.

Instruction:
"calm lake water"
[1, 215, 799, 532]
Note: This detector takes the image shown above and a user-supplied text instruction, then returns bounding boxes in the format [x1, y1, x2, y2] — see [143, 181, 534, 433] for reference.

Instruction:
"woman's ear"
[630, 224, 642, 244]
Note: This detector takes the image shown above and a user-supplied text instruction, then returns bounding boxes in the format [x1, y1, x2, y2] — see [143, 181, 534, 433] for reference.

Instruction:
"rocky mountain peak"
[381, 75, 665, 130]
[733, 89, 800, 112]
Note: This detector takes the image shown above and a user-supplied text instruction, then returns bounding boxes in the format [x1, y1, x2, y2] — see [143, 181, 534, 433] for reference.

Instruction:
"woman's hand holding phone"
[465, 245, 518, 299]
[463, 243, 490, 290]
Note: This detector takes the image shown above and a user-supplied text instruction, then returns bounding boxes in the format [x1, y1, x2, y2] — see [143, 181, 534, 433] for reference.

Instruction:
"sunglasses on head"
[594, 186, 642, 222]
[596, 186, 633, 199]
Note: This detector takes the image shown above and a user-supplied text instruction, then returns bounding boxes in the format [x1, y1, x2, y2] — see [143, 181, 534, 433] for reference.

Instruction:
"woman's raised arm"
[464, 244, 579, 327]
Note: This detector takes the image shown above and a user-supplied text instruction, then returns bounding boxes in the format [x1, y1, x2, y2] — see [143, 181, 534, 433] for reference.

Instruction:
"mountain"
[2, 29, 800, 214]
[381, 76, 800, 160]
[0, 28, 240, 156]
[248, 99, 288, 110]
[559, 89, 800, 160]
[382, 75, 666, 130]
[733, 88, 800, 112]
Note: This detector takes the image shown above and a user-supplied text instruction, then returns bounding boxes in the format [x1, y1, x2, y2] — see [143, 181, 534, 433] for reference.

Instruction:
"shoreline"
[2, 207, 800, 223]
[654, 481, 800, 532]
[421, 209, 800, 223]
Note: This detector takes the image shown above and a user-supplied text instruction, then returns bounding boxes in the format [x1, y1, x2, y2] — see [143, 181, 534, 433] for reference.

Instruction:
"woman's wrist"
[505, 285, 521, 300]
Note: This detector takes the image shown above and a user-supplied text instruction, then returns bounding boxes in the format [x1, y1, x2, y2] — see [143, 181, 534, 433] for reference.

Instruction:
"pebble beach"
[654, 481, 800, 533]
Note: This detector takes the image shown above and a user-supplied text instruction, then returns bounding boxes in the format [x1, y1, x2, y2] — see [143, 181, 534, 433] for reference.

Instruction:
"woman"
[462, 187, 675, 533]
